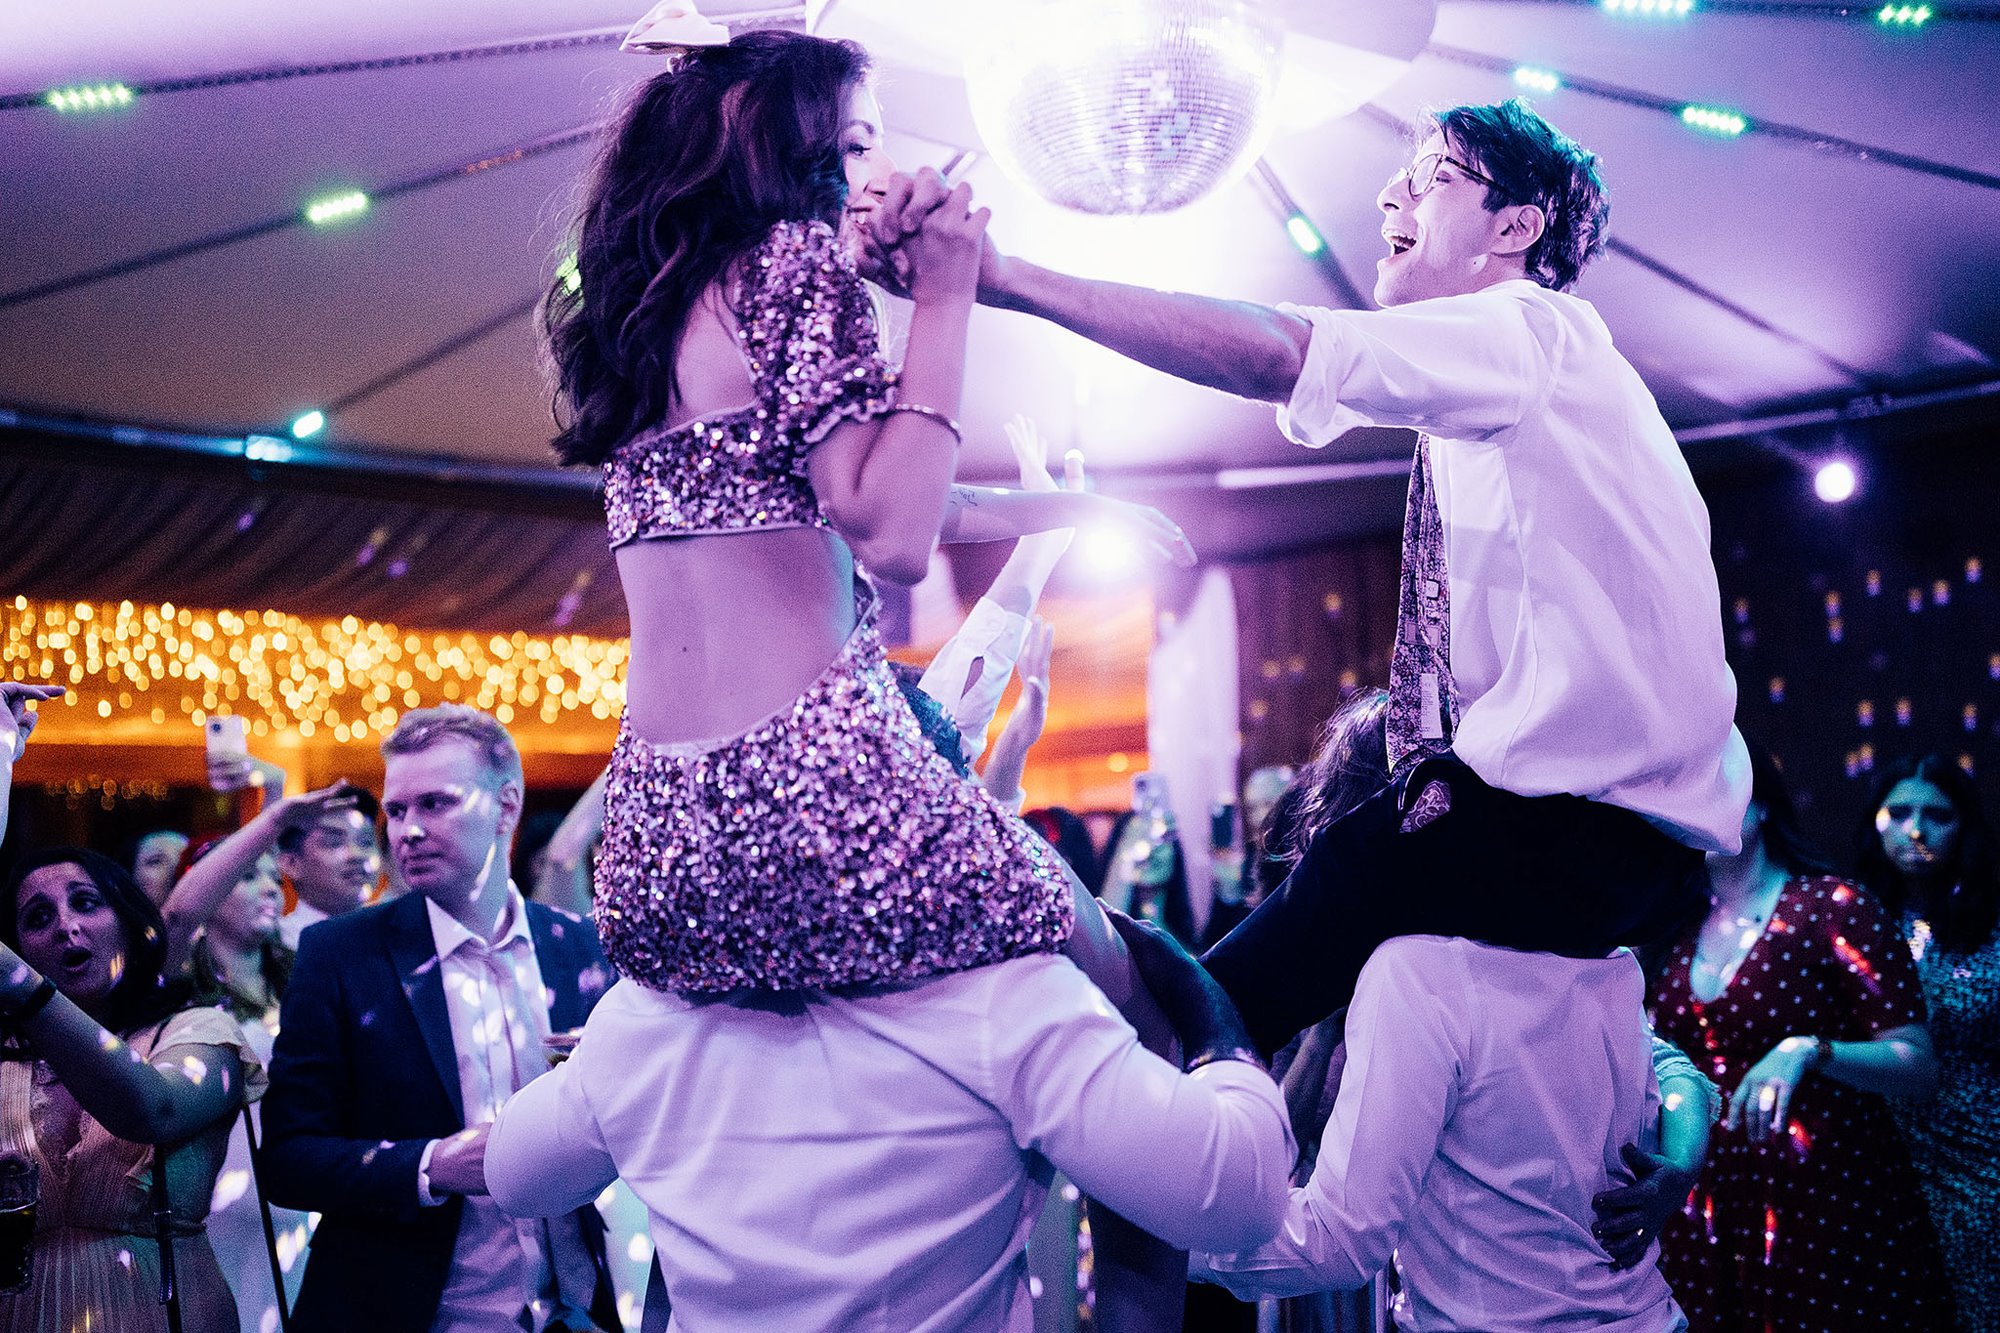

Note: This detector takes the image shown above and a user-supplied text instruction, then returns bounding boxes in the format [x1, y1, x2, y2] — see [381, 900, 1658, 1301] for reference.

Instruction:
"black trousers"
[1202, 752, 1708, 1057]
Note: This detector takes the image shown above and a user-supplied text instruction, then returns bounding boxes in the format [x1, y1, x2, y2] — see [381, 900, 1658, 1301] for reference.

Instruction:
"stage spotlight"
[1076, 525, 1142, 579]
[1814, 459, 1858, 504]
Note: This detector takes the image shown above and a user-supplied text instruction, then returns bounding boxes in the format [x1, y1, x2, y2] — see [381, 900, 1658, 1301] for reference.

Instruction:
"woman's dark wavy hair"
[1269, 689, 1393, 869]
[4, 847, 193, 1036]
[1025, 806, 1100, 887]
[1855, 754, 2000, 954]
[1430, 98, 1609, 292]
[547, 30, 872, 465]
[1742, 736, 1835, 879]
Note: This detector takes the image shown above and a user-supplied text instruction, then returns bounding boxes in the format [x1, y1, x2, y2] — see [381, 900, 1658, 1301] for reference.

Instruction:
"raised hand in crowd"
[207, 749, 288, 796]
[979, 616, 1053, 811]
[0, 681, 62, 762]
[161, 778, 367, 974]
[0, 681, 64, 845]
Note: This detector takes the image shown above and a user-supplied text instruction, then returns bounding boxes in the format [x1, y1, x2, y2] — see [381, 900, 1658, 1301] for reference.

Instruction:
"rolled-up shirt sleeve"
[487, 1058, 618, 1219]
[987, 959, 1295, 1255]
[1192, 941, 1463, 1298]
[1276, 289, 1557, 447]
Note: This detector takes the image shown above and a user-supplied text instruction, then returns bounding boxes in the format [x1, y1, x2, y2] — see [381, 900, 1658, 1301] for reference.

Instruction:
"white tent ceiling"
[2, 0, 1997, 559]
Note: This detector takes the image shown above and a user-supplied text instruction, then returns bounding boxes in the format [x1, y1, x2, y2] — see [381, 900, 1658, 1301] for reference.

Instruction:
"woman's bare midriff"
[616, 526, 858, 745]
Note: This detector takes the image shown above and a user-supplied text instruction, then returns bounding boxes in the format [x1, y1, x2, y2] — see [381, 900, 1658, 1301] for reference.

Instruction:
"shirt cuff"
[1273, 303, 1360, 449]
[416, 1139, 447, 1207]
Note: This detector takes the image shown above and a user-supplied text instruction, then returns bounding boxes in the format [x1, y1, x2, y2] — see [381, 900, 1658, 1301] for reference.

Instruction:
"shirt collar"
[425, 882, 533, 962]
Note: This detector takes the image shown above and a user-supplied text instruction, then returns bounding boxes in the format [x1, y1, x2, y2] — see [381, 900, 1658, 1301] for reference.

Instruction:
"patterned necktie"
[1386, 433, 1458, 773]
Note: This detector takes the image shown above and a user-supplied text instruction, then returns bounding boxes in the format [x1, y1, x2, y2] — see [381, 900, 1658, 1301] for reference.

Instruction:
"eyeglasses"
[1392, 151, 1503, 201]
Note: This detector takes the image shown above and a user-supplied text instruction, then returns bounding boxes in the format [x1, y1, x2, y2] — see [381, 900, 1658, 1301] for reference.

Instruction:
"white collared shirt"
[1279, 283, 1750, 853]
[1193, 938, 1686, 1332]
[485, 954, 1294, 1332]
[277, 900, 326, 952]
[419, 886, 597, 1333]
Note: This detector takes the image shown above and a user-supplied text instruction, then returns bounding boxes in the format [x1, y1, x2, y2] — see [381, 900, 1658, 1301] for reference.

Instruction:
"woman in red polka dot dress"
[1653, 744, 1952, 1331]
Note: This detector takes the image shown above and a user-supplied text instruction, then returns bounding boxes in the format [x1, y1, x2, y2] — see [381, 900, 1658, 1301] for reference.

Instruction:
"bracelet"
[0, 978, 56, 1024]
[884, 401, 963, 445]
[1806, 1035, 1835, 1073]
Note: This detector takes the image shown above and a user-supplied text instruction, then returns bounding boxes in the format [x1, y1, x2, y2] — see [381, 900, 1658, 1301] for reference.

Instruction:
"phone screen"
[1210, 801, 1238, 851]
[204, 715, 248, 760]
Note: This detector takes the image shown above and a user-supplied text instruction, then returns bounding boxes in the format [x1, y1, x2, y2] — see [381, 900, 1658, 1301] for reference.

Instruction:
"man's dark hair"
[1430, 98, 1609, 292]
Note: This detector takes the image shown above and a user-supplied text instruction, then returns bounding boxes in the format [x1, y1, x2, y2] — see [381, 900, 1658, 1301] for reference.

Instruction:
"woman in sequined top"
[542, 30, 1190, 995]
[1858, 755, 2000, 1332]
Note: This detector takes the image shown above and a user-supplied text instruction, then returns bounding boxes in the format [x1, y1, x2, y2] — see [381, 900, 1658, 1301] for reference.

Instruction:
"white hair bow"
[621, 0, 731, 56]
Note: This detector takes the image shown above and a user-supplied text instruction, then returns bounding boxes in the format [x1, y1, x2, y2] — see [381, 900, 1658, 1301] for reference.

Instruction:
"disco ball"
[964, 0, 1285, 216]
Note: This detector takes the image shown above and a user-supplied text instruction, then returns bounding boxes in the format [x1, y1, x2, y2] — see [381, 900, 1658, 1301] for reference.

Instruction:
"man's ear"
[496, 780, 525, 838]
[1492, 202, 1546, 260]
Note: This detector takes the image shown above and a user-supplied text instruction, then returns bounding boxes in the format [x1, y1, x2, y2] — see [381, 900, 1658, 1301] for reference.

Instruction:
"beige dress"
[0, 1006, 267, 1333]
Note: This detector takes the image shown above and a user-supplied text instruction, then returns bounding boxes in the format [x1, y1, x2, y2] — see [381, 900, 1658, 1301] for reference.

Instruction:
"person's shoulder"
[858, 953, 1107, 1039]
[1791, 874, 1890, 926]
[525, 898, 609, 966]
[524, 897, 595, 935]
[1356, 934, 1469, 996]
[297, 894, 408, 948]
[745, 217, 849, 278]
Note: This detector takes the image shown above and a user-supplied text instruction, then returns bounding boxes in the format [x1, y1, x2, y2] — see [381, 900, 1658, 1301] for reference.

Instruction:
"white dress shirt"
[1279, 283, 1750, 852]
[917, 594, 1032, 767]
[1193, 937, 1685, 1332]
[486, 954, 1294, 1332]
[277, 900, 326, 951]
[417, 888, 598, 1333]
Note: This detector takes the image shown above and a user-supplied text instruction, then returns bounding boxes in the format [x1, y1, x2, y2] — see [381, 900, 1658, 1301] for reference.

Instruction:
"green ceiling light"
[1680, 104, 1749, 137]
[304, 190, 370, 227]
[289, 410, 326, 440]
[1284, 215, 1325, 257]
[556, 254, 582, 294]
[1512, 66, 1562, 94]
[45, 83, 135, 113]
[1602, 0, 1694, 17]
[1876, 3, 1932, 24]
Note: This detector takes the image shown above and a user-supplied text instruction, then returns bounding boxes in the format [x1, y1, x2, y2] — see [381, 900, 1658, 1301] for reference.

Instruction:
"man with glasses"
[865, 97, 1747, 1061]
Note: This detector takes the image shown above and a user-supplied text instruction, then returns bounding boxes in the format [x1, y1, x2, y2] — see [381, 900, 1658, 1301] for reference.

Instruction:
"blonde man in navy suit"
[262, 705, 622, 1333]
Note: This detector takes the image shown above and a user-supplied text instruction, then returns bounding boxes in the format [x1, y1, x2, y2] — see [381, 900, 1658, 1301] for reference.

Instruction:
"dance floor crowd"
[0, 12, 1994, 1333]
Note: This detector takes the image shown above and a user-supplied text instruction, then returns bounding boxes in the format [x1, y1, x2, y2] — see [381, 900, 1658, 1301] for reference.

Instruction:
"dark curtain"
[1228, 537, 1400, 780]
[0, 446, 626, 636]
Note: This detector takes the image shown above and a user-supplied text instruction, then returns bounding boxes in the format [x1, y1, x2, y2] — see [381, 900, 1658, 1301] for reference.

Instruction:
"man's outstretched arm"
[980, 251, 1312, 404]
[857, 170, 1312, 404]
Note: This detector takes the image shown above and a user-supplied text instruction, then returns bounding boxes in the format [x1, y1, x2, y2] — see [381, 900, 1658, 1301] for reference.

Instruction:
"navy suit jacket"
[261, 891, 619, 1333]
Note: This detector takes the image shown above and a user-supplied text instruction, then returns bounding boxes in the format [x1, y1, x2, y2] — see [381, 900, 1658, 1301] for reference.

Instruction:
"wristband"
[1805, 1035, 1834, 1073]
[0, 978, 56, 1023]
[1185, 1044, 1267, 1074]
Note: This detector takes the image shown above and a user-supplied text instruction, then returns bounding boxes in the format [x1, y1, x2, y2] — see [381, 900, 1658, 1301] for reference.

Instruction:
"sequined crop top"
[603, 219, 898, 547]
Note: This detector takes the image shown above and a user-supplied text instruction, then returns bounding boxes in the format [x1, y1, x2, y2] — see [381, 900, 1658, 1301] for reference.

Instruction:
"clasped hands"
[852, 169, 998, 305]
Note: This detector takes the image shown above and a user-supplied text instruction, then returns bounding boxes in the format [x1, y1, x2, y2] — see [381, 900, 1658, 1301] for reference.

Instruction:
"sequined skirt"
[596, 602, 1074, 993]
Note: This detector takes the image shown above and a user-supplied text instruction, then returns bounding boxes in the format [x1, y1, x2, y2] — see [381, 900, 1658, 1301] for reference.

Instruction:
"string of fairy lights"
[2, 597, 629, 742]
